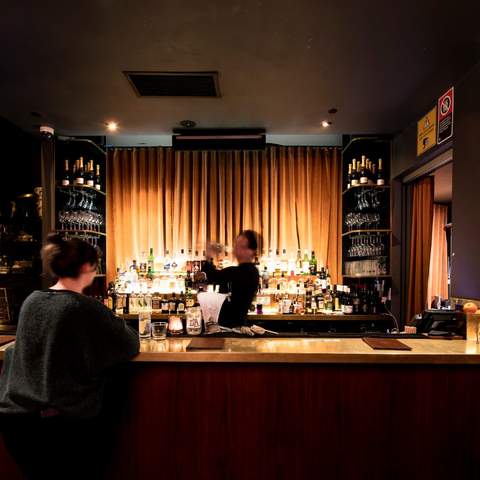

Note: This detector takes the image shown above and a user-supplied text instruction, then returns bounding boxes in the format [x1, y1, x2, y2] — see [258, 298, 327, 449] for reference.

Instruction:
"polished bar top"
[2, 337, 480, 365]
[121, 313, 391, 322]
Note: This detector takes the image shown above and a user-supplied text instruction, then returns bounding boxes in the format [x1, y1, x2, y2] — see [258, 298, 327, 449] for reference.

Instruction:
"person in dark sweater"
[198, 230, 260, 328]
[0, 233, 139, 479]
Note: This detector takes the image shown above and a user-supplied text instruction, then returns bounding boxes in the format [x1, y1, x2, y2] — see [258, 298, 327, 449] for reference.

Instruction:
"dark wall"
[392, 61, 480, 304]
[451, 62, 480, 300]
[0, 117, 40, 211]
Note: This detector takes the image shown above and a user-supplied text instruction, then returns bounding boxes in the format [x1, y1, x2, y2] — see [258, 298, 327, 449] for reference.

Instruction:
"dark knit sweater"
[0, 289, 139, 418]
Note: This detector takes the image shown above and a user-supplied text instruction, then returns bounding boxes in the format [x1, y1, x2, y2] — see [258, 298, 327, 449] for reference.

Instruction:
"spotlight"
[106, 121, 118, 132]
[321, 120, 330, 128]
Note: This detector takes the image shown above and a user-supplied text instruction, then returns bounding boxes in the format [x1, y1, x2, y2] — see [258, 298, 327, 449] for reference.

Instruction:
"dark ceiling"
[1, 0, 479, 136]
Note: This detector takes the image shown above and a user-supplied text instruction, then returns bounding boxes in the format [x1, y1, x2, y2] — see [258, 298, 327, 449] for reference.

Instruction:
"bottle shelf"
[55, 229, 107, 237]
[56, 184, 106, 196]
[342, 274, 392, 279]
[342, 229, 391, 237]
[342, 184, 390, 195]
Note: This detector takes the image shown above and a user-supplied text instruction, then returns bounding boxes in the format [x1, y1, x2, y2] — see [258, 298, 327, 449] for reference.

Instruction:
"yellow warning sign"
[417, 106, 437, 156]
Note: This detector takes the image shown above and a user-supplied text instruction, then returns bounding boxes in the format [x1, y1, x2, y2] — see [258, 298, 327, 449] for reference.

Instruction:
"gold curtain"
[427, 204, 449, 304]
[106, 146, 342, 282]
[407, 177, 434, 322]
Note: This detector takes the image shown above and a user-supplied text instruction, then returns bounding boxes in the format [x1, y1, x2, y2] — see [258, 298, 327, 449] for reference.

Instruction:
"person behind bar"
[197, 230, 260, 328]
[0, 233, 140, 479]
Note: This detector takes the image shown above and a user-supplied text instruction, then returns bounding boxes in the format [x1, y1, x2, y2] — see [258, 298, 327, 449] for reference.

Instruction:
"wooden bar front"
[1, 339, 480, 479]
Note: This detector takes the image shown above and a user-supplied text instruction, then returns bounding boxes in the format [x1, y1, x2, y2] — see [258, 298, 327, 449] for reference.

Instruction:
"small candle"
[168, 315, 184, 335]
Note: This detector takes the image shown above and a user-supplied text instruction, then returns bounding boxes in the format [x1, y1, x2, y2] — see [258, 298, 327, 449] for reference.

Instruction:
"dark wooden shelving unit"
[53, 137, 108, 291]
[341, 135, 392, 286]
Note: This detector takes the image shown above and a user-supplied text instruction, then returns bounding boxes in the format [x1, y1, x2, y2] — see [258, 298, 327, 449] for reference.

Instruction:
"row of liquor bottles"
[105, 279, 390, 316]
[346, 155, 386, 189]
[115, 249, 325, 294]
[120, 248, 322, 281]
[60, 157, 102, 190]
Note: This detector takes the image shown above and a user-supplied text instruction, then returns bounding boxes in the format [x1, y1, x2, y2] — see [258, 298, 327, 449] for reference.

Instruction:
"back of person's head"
[240, 229, 261, 252]
[41, 233, 98, 279]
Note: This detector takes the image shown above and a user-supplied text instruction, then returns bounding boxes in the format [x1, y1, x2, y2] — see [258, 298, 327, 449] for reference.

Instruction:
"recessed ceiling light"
[180, 119, 196, 128]
[321, 120, 330, 128]
[328, 108, 338, 114]
[106, 121, 118, 132]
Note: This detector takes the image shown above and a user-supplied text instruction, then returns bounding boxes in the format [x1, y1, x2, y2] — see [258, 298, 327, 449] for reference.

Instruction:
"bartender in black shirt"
[197, 230, 260, 328]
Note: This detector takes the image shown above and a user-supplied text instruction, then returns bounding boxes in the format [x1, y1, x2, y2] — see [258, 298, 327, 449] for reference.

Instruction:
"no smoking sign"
[437, 87, 454, 144]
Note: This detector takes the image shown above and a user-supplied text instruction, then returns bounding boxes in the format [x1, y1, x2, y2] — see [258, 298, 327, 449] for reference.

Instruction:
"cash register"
[414, 310, 466, 338]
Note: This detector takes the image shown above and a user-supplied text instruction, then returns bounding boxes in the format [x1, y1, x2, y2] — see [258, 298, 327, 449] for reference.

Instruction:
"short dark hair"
[239, 230, 261, 252]
[41, 233, 99, 279]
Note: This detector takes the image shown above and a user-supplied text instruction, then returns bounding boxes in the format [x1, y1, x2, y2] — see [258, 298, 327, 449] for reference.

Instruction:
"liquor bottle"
[306, 288, 314, 314]
[86, 160, 95, 187]
[75, 157, 85, 185]
[325, 288, 333, 313]
[274, 249, 281, 277]
[346, 163, 352, 189]
[262, 267, 270, 290]
[309, 251, 317, 275]
[376, 158, 385, 186]
[317, 290, 325, 312]
[333, 286, 341, 312]
[302, 250, 310, 274]
[280, 249, 288, 275]
[168, 293, 177, 314]
[185, 289, 195, 308]
[351, 159, 359, 186]
[62, 159, 71, 186]
[359, 156, 368, 184]
[326, 268, 331, 289]
[146, 266, 153, 281]
[352, 288, 360, 314]
[72, 160, 77, 181]
[161, 296, 169, 314]
[296, 249, 303, 274]
[94, 164, 101, 191]
[107, 282, 117, 312]
[177, 292, 186, 314]
[164, 250, 171, 272]
[343, 287, 353, 314]
[148, 247, 155, 273]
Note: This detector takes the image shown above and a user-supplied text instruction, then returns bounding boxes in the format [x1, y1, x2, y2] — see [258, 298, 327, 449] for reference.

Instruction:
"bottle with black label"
[168, 293, 177, 314]
[62, 159, 71, 186]
[359, 156, 368, 184]
[376, 158, 385, 186]
[94, 164, 101, 191]
[75, 157, 85, 185]
[346, 163, 352, 189]
[351, 159, 359, 186]
[86, 160, 95, 187]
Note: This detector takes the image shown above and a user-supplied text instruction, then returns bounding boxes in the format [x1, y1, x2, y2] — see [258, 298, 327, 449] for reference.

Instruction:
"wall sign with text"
[417, 106, 437, 156]
[437, 87, 454, 145]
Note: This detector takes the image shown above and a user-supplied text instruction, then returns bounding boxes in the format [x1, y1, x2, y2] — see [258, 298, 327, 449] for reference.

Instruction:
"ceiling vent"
[125, 71, 220, 97]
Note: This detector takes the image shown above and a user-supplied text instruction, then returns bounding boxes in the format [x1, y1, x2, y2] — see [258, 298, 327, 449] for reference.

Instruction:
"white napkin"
[197, 292, 228, 334]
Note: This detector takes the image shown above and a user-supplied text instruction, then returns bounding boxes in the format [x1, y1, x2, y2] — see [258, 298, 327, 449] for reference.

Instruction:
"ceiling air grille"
[125, 71, 220, 97]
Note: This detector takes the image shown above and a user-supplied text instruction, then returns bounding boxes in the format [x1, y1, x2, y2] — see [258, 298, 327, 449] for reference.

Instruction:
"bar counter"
[3, 336, 480, 364]
[135, 337, 480, 364]
[2, 337, 480, 479]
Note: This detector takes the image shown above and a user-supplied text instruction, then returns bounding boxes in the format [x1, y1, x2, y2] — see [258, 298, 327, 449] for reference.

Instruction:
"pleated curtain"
[427, 204, 449, 304]
[406, 176, 434, 322]
[106, 146, 342, 282]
